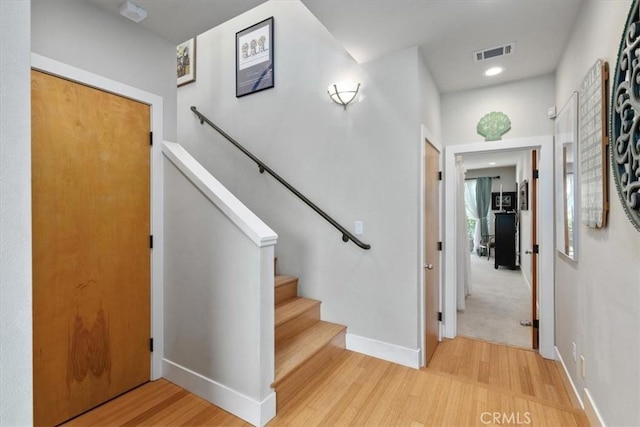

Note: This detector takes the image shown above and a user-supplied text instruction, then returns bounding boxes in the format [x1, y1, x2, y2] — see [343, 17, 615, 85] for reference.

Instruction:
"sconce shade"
[328, 82, 361, 109]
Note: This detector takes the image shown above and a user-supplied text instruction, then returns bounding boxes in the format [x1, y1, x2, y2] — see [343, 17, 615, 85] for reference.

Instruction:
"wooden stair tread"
[275, 297, 320, 327]
[275, 275, 297, 288]
[273, 321, 346, 387]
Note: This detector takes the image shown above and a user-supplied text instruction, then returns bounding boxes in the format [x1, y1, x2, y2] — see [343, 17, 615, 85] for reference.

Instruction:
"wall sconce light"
[327, 82, 361, 110]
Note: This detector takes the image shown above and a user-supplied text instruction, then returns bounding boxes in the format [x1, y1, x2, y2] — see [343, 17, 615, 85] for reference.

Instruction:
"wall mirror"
[555, 92, 579, 260]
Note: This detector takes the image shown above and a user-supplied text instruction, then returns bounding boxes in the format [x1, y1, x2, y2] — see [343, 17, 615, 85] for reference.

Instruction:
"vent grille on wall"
[473, 42, 515, 62]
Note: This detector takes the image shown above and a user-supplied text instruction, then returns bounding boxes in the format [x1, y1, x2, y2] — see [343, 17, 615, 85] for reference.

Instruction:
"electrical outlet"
[355, 221, 364, 236]
[572, 342, 577, 362]
[580, 355, 586, 379]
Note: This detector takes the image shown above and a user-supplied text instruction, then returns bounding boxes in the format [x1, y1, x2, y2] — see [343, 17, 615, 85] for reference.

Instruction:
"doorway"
[443, 136, 555, 359]
[456, 152, 534, 349]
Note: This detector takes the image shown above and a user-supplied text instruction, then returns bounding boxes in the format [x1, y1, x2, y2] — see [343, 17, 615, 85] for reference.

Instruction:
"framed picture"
[177, 38, 196, 87]
[579, 59, 609, 228]
[519, 180, 529, 211]
[491, 192, 517, 211]
[236, 17, 274, 97]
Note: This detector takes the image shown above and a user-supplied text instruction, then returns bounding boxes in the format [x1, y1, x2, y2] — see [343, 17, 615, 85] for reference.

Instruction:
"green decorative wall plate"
[477, 111, 511, 141]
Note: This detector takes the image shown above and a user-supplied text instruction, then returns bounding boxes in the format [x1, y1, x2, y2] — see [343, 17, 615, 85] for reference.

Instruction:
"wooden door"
[531, 150, 539, 349]
[32, 70, 151, 426]
[424, 141, 440, 365]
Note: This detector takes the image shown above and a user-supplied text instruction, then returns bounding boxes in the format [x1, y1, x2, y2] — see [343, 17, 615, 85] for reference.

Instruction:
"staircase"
[271, 260, 347, 410]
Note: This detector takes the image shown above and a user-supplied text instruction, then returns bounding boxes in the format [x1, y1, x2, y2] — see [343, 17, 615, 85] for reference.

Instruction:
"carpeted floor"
[457, 253, 531, 348]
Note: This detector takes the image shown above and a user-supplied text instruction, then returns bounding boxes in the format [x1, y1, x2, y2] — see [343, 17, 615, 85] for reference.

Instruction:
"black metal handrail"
[190, 106, 371, 250]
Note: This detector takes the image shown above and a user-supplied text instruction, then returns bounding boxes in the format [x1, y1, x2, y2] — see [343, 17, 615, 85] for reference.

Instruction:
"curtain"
[464, 180, 481, 252]
[455, 157, 471, 311]
[475, 177, 492, 240]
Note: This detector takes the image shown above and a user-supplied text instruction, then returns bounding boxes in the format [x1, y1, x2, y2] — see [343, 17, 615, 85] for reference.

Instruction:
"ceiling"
[84, 0, 266, 44]
[84, 0, 583, 93]
[84, 0, 583, 169]
[301, 0, 584, 93]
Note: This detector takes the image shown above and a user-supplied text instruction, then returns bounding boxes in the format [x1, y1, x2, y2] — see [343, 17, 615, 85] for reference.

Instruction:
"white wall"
[555, 1, 640, 425]
[178, 0, 440, 356]
[31, 0, 177, 141]
[442, 74, 555, 145]
[0, 2, 33, 425]
[419, 51, 442, 142]
[465, 166, 517, 235]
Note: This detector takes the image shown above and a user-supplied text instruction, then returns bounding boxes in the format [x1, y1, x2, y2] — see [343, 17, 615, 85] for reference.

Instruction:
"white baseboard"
[584, 388, 606, 427]
[554, 346, 583, 409]
[346, 333, 420, 369]
[162, 359, 275, 427]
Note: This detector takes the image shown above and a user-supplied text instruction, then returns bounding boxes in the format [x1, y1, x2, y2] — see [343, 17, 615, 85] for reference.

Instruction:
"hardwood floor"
[63, 337, 588, 426]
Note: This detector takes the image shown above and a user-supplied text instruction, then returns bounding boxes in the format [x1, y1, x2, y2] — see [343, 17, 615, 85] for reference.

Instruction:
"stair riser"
[276, 305, 321, 346]
[275, 282, 297, 305]
[274, 331, 346, 411]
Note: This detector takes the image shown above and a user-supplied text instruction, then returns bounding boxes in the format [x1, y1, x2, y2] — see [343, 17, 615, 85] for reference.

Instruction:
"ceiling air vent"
[473, 42, 515, 63]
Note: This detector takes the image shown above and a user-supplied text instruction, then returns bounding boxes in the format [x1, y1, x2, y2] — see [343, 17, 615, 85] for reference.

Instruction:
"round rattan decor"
[611, 0, 640, 232]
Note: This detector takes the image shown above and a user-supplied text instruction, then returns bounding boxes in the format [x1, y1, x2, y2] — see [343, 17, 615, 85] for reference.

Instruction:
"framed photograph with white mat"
[236, 17, 274, 97]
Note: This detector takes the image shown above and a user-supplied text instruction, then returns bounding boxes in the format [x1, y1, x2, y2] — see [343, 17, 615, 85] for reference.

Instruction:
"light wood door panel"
[424, 141, 440, 365]
[31, 70, 151, 426]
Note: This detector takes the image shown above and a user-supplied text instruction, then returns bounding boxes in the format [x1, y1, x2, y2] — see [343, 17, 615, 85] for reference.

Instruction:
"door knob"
[424, 264, 434, 270]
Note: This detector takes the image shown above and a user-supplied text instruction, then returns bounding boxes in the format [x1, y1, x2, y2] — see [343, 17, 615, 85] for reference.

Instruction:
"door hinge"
[150, 235, 153, 249]
[532, 319, 539, 329]
[438, 171, 443, 181]
[149, 131, 153, 146]
[150, 338, 154, 352]
[438, 312, 443, 322]
[533, 169, 539, 179]
[533, 244, 539, 254]
[437, 241, 443, 251]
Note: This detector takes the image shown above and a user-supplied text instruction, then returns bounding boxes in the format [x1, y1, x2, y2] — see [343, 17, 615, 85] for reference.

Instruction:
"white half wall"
[163, 143, 277, 426]
[0, 1, 32, 424]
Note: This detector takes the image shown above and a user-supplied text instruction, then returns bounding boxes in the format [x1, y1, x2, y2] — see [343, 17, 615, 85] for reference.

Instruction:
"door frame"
[443, 135, 555, 359]
[31, 53, 164, 379]
[419, 125, 443, 367]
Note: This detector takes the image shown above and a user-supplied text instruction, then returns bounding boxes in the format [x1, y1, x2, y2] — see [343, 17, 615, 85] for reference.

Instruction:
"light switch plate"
[355, 221, 363, 235]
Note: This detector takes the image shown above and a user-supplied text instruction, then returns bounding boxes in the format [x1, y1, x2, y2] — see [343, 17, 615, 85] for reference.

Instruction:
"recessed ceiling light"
[489, 162, 497, 166]
[484, 67, 504, 77]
